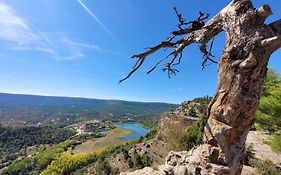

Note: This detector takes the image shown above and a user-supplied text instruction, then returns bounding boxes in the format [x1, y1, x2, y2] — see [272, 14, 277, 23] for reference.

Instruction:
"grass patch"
[269, 134, 281, 153]
[73, 127, 133, 154]
[163, 116, 205, 151]
[250, 159, 281, 175]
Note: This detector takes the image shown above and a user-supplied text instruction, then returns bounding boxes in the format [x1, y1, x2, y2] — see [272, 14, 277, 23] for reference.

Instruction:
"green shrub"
[182, 116, 205, 150]
[164, 122, 188, 151]
[96, 159, 115, 175]
[145, 128, 157, 139]
[141, 154, 151, 167]
[131, 150, 143, 169]
[127, 158, 134, 168]
[187, 106, 197, 117]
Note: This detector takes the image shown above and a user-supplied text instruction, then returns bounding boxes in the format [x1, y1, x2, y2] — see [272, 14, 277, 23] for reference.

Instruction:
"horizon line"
[0, 91, 180, 105]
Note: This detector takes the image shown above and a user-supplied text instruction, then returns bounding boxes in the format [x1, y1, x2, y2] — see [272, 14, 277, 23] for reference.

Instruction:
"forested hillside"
[0, 125, 75, 169]
[0, 93, 178, 125]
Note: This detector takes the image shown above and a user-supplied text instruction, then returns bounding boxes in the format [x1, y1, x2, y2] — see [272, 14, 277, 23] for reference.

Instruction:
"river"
[115, 123, 149, 141]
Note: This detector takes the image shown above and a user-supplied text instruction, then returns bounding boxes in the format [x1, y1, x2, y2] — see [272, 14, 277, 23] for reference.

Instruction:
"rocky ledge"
[120, 131, 281, 175]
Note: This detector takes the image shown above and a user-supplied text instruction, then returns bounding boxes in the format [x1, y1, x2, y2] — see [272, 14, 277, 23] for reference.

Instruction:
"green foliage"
[182, 117, 205, 150]
[145, 128, 157, 139]
[41, 145, 124, 175]
[165, 122, 188, 151]
[4, 140, 76, 175]
[164, 99, 208, 151]
[141, 154, 151, 167]
[187, 106, 197, 117]
[268, 134, 281, 153]
[181, 96, 211, 117]
[261, 69, 281, 97]
[127, 158, 134, 168]
[164, 96, 209, 151]
[0, 124, 75, 166]
[191, 96, 212, 104]
[131, 150, 143, 169]
[255, 69, 281, 132]
[129, 150, 151, 169]
[95, 159, 117, 175]
[140, 120, 157, 129]
[40, 152, 97, 175]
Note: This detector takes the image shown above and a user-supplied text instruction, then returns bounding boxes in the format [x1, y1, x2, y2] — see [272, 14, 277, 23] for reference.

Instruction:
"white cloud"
[0, 3, 37, 45]
[0, 2, 104, 60]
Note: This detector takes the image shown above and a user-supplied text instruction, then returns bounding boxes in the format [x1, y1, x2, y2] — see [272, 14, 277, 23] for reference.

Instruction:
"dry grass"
[73, 128, 133, 154]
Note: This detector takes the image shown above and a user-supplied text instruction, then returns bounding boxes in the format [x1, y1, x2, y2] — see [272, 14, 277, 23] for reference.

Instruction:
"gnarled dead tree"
[121, 0, 281, 174]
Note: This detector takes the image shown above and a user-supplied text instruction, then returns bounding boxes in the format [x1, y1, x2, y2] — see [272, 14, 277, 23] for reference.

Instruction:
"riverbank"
[73, 123, 150, 154]
[72, 127, 133, 154]
[115, 123, 149, 141]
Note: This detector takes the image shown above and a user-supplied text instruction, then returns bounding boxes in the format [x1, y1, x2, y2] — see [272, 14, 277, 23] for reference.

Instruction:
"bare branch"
[119, 9, 223, 83]
[118, 57, 145, 84]
[256, 5, 272, 25]
[171, 8, 210, 38]
[201, 37, 217, 69]
[263, 19, 281, 52]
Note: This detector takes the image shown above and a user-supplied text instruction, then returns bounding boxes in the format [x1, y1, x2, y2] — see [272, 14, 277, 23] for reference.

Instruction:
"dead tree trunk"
[121, 0, 281, 174]
[196, 2, 281, 174]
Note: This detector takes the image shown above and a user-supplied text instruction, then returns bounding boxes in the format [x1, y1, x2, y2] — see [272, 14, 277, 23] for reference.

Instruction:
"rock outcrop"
[109, 99, 206, 173]
[245, 131, 281, 169]
[120, 131, 281, 175]
[110, 108, 199, 173]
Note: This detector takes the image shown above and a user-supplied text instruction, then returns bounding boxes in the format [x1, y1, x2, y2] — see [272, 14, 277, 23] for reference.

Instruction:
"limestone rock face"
[241, 166, 260, 175]
[120, 167, 161, 175]
[119, 131, 281, 175]
[119, 149, 259, 175]
[245, 131, 281, 169]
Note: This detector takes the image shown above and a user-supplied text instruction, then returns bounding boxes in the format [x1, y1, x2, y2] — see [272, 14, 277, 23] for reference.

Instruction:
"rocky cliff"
[110, 98, 209, 174]
[120, 98, 281, 175]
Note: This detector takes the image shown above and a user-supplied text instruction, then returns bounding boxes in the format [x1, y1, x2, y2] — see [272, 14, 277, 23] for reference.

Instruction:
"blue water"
[115, 123, 149, 141]
[99, 131, 108, 135]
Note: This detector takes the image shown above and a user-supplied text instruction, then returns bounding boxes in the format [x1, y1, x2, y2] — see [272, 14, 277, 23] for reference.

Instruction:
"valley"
[0, 93, 165, 174]
[0, 119, 151, 175]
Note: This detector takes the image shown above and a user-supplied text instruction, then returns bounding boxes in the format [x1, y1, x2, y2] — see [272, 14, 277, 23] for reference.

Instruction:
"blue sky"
[0, 0, 280, 104]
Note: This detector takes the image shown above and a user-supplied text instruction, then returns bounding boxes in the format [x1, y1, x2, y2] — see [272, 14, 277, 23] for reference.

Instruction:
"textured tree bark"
[121, 0, 281, 174]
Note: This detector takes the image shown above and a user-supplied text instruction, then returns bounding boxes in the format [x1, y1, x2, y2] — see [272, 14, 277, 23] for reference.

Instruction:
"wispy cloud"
[0, 2, 110, 60]
[77, 0, 115, 38]
[0, 3, 38, 46]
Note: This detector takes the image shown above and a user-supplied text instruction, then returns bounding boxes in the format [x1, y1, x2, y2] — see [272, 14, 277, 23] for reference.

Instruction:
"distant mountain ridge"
[0, 93, 178, 124]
